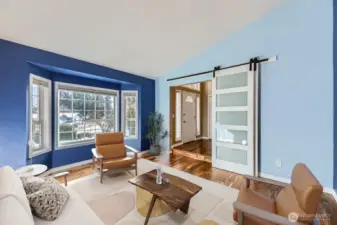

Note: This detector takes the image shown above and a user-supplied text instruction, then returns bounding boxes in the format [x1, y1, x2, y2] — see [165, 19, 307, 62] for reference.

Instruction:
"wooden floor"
[173, 139, 212, 163]
[55, 152, 336, 225]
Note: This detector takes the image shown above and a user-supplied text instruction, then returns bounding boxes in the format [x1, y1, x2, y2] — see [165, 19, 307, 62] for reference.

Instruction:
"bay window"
[122, 91, 138, 139]
[55, 82, 118, 149]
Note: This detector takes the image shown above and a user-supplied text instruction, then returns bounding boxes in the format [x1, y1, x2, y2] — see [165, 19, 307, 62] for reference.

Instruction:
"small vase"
[156, 167, 162, 184]
[150, 146, 161, 156]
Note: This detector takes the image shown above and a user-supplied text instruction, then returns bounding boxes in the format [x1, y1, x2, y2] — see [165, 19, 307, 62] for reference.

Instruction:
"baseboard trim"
[171, 143, 183, 148]
[259, 172, 337, 201]
[196, 137, 209, 140]
[44, 159, 92, 176]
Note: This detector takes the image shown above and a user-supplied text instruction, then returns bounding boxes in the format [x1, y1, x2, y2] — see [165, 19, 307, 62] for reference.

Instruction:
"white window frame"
[29, 74, 52, 158]
[55, 82, 119, 150]
[121, 90, 138, 139]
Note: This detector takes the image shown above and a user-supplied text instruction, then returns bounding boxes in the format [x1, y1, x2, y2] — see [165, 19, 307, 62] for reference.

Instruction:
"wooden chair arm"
[243, 174, 287, 188]
[233, 201, 307, 225]
[52, 171, 69, 186]
[92, 148, 103, 159]
[125, 145, 139, 158]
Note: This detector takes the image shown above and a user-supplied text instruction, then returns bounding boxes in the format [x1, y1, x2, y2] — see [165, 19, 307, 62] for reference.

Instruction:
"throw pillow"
[21, 176, 45, 194]
[27, 177, 69, 221]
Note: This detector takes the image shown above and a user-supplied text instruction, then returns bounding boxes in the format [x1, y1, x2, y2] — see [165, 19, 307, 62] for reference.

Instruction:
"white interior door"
[182, 91, 196, 143]
[212, 64, 256, 175]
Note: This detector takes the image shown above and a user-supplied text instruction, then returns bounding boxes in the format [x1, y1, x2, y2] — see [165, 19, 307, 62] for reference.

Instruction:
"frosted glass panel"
[216, 72, 247, 90]
[216, 129, 247, 145]
[217, 92, 247, 107]
[216, 111, 247, 126]
[216, 146, 247, 165]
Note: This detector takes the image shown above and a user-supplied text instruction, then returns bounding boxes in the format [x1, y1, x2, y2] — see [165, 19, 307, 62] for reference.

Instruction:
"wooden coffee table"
[129, 170, 202, 225]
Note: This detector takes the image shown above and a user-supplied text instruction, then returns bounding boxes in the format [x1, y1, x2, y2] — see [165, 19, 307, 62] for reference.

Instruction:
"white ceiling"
[0, 0, 284, 78]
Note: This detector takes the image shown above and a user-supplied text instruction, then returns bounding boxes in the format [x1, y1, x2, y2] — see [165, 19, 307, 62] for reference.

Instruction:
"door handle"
[183, 121, 186, 123]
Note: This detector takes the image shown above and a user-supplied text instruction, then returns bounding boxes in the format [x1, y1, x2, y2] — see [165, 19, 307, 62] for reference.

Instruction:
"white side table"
[16, 164, 48, 177]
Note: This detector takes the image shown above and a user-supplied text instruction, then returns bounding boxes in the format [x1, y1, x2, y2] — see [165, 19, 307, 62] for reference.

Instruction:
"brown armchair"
[233, 163, 323, 225]
[91, 132, 139, 183]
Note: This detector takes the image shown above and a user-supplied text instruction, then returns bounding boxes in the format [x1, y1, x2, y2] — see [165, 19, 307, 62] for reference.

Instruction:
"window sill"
[55, 140, 95, 150]
[29, 148, 52, 158]
[125, 137, 138, 140]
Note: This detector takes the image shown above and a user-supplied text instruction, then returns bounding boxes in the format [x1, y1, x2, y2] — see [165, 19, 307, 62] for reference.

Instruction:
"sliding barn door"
[212, 64, 257, 175]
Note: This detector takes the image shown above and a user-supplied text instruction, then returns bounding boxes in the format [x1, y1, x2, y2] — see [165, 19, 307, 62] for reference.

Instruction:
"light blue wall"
[156, 0, 334, 188]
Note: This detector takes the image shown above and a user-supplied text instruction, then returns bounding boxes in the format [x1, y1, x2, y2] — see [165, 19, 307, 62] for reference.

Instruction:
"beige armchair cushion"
[96, 156, 136, 169]
[233, 188, 276, 225]
[96, 132, 126, 159]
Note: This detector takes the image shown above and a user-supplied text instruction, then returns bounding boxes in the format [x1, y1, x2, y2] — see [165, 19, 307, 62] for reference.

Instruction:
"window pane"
[84, 131, 95, 140]
[96, 102, 104, 110]
[85, 93, 95, 100]
[59, 113, 73, 124]
[59, 124, 72, 132]
[32, 96, 39, 120]
[60, 132, 73, 142]
[85, 111, 95, 121]
[73, 100, 84, 110]
[32, 84, 39, 96]
[127, 107, 136, 119]
[96, 111, 105, 119]
[32, 121, 42, 150]
[85, 101, 95, 110]
[59, 90, 72, 99]
[73, 111, 85, 121]
[73, 122, 85, 139]
[96, 120, 114, 133]
[126, 120, 136, 137]
[84, 122, 96, 131]
[73, 92, 84, 99]
[106, 101, 113, 111]
[106, 111, 114, 119]
[96, 95, 105, 101]
[59, 99, 72, 111]
[105, 96, 113, 102]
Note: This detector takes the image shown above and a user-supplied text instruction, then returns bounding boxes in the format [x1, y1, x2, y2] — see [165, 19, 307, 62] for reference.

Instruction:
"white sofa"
[0, 166, 104, 225]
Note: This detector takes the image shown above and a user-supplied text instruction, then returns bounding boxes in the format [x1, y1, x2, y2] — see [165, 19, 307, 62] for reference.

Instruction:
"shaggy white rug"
[67, 158, 239, 225]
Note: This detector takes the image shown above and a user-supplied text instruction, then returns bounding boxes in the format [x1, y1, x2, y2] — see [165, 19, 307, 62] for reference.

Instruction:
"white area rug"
[67, 159, 239, 225]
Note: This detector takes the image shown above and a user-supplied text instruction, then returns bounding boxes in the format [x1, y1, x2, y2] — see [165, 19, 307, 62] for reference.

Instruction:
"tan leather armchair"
[91, 132, 139, 183]
[233, 163, 323, 225]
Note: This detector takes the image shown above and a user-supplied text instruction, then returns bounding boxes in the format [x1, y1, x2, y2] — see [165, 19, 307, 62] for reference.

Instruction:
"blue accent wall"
[156, 0, 334, 188]
[0, 39, 155, 169]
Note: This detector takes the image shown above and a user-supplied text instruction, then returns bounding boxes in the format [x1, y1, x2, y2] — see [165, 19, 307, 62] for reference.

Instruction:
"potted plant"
[147, 112, 168, 156]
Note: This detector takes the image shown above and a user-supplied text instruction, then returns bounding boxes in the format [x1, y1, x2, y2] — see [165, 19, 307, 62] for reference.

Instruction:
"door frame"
[169, 84, 204, 148]
[208, 94, 212, 139]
